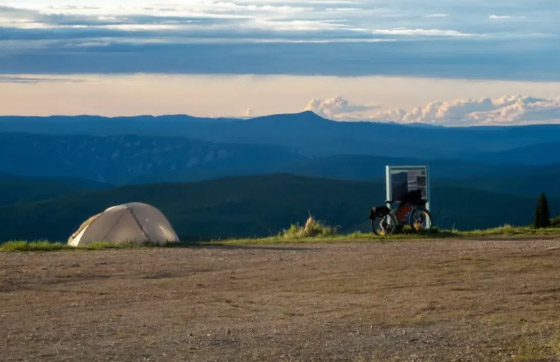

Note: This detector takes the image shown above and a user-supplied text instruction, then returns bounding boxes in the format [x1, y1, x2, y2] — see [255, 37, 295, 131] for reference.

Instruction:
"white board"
[386, 165, 430, 211]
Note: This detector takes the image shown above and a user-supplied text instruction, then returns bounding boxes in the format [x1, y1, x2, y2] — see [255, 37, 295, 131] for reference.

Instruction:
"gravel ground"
[2, 239, 560, 361]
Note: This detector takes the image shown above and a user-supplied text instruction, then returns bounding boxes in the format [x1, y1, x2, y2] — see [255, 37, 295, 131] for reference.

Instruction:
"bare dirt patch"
[2, 239, 560, 361]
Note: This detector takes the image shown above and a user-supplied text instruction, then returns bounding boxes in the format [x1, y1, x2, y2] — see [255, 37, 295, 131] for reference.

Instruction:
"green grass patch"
[0, 241, 70, 252]
[211, 225, 560, 246]
[85, 241, 138, 250]
[0, 240, 141, 252]
[456, 224, 560, 237]
[3, 225, 560, 251]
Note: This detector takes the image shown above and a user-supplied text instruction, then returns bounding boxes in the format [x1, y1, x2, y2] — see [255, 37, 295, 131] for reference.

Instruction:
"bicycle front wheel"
[409, 209, 433, 233]
[371, 213, 398, 236]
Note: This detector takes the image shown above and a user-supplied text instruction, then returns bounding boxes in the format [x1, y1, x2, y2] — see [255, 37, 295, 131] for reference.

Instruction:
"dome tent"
[68, 202, 179, 247]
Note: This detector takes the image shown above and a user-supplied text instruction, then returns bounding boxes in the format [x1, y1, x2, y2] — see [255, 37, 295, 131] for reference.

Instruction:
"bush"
[551, 215, 560, 228]
[282, 216, 338, 238]
[534, 193, 551, 229]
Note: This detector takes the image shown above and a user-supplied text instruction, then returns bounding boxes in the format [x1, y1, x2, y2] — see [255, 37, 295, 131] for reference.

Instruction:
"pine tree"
[534, 193, 551, 229]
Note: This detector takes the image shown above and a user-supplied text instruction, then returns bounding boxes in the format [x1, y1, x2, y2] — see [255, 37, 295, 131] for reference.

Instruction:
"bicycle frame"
[370, 197, 432, 235]
[395, 203, 413, 223]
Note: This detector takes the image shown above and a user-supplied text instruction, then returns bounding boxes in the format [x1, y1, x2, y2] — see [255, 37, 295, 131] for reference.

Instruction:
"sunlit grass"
[85, 241, 138, 250]
[3, 225, 560, 251]
[0, 240, 139, 252]
[458, 224, 560, 237]
[0, 241, 70, 252]
[212, 225, 560, 246]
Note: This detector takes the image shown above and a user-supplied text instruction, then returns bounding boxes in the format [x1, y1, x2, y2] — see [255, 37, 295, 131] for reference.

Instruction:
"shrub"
[534, 193, 551, 229]
[282, 216, 338, 238]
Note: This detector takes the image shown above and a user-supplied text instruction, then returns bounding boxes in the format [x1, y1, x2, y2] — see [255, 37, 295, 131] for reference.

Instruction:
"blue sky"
[1, 1, 560, 125]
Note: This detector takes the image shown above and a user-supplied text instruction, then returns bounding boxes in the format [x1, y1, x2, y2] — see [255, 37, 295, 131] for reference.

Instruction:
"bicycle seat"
[385, 200, 396, 204]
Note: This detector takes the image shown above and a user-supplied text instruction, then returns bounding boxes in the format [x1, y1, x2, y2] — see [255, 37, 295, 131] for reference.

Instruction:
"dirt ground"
[2, 239, 560, 361]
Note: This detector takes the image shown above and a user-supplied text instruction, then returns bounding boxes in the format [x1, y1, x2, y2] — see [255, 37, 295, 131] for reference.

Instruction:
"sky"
[1, 0, 560, 125]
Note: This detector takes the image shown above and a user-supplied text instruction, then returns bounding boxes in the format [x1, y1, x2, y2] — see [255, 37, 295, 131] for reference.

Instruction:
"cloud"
[489, 14, 527, 20]
[305, 97, 379, 120]
[1, 39, 558, 80]
[243, 108, 255, 118]
[489, 15, 512, 20]
[0, 2, 546, 40]
[372, 28, 473, 37]
[305, 95, 560, 126]
[0, 1, 558, 78]
[0, 75, 85, 83]
[468, 96, 560, 125]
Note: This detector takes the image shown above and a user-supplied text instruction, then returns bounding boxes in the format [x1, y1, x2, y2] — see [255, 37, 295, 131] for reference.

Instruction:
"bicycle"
[369, 190, 433, 236]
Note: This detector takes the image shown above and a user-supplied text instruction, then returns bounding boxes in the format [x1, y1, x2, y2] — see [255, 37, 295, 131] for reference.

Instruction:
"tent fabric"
[69, 212, 101, 242]
[68, 202, 180, 247]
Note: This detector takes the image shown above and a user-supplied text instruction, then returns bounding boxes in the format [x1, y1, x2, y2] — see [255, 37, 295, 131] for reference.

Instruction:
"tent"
[68, 202, 180, 246]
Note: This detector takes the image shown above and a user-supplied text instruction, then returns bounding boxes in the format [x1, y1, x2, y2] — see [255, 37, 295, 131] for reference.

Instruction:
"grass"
[0, 241, 70, 252]
[208, 225, 560, 245]
[211, 224, 560, 246]
[86, 241, 138, 250]
[457, 224, 560, 237]
[0, 240, 139, 252]
[280, 216, 338, 238]
[3, 224, 560, 252]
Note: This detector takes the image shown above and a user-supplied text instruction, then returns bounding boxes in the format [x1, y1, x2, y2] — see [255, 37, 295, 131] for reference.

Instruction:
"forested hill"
[0, 174, 556, 242]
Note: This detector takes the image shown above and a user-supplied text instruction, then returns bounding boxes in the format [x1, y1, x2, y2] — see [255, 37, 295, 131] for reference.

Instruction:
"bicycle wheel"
[371, 213, 398, 236]
[409, 208, 433, 233]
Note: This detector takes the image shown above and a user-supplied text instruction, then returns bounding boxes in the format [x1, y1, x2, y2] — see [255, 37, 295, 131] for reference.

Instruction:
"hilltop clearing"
[2, 239, 560, 361]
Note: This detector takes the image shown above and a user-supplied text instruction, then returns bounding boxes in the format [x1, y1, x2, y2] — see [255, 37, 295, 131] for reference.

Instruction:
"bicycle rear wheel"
[409, 208, 433, 233]
[371, 213, 398, 236]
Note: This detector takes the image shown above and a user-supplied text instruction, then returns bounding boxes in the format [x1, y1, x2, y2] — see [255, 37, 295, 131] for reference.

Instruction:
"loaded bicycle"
[369, 189, 433, 235]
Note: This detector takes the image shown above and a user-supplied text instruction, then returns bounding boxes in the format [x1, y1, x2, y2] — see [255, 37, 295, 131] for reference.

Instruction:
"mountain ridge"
[3, 112, 560, 161]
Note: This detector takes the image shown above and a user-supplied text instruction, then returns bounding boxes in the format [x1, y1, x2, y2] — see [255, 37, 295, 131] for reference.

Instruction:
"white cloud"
[305, 95, 560, 126]
[489, 15, 512, 19]
[489, 14, 526, 20]
[371, 28, 474, 37]
[0, 2, 525, 39]
[243, 108, 255, 118]
[304, 96, 379, 120]
[248, 19, 348, 32]
[468, 96, 560, 125]
[103, 24, 192, 31]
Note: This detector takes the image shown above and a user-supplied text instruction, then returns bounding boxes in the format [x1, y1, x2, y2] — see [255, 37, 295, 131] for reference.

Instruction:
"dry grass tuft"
[281, 216, 338, 239]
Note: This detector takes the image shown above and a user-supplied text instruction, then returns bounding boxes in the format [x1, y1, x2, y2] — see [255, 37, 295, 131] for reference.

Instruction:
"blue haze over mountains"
[1, 111, 559, 178]
[0, 111, 559, 240]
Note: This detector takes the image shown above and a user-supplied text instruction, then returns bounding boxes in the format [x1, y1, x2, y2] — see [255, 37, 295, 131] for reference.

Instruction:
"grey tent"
[68, 202, 179, 246]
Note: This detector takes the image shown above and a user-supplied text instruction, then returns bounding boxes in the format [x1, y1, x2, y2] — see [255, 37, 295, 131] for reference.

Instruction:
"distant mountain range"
[1, 111, 559, 239]
[0, 133, 303, 184]
[1, 132, 556, 195]
[2, 112, 560, 161]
